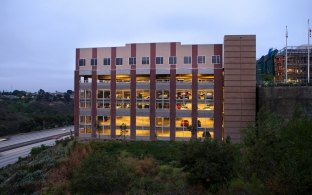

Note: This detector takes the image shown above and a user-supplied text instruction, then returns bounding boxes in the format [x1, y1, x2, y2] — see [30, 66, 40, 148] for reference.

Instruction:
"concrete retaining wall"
[257, 86, 312, 118]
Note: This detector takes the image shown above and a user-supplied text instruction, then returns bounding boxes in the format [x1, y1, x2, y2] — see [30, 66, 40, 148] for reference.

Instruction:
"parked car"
[180, 120, 189, 127]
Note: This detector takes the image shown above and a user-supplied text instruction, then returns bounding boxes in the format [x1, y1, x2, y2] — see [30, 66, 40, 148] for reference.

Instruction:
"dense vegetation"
[0, 110, 311, 194]
[0, 89, 73, 136]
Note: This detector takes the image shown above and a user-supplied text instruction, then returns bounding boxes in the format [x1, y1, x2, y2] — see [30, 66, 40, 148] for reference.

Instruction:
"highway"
[0, 126, 73, 168]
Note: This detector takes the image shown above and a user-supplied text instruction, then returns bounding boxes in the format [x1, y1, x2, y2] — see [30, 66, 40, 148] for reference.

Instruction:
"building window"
[129, 57, 136, 65]
[116, 90, 130, 109]
[103, 58, 110, 65]
[212, 55, 220, 64]
[198, 117, 214, 138]
[176, 117, 192, 138]
[156, 57, 163, 64]
[91, 58, 97, 66]
[80, 116, 91, 125]
[184, 56, 191, 64]
[79, 59, 86, 66]
[97, 90, 110, 108]
[79, 90, 91, 108]
[142, 57, 149, 65]
[198, 56, 205, 64]
[116, 116, 130, 136]
[156, 90, 169, 109]
[79, 90, 91, 99]
[136, 117, 150, 136]
[176, 89, 192, 110]
[198, 90, 214, 110]
[169, 56, 177, 64]
[116, 58, 123, 65]
[156, 117, 170, 137]
[137, 90, 150, 109]
[97, 116, 111, 136]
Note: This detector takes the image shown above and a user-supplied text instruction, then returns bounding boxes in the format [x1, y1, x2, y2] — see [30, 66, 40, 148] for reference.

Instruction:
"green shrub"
[69, 152, 133, 194]
[180, 139, 236, 193]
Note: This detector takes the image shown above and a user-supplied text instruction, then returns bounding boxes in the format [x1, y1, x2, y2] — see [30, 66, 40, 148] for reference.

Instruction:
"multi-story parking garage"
[74, 35, 256, 142]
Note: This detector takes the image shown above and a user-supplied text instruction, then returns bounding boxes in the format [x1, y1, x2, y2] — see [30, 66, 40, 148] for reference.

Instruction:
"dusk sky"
[0, 0, 311, 92]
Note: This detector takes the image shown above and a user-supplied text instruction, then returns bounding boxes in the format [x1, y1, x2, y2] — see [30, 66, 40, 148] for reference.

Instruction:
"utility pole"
[285, 25, 288, 83]
[308, 19, 311, 84]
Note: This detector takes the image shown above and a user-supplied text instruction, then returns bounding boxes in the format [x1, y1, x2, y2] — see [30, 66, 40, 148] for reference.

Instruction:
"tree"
[240, 109, 312, 194]
[64, 93, 71, 102]
[187, 125, 197, 140]
[180, 139, 236, 192]
[37, 89, 45, 100]
[69, 152, 132, 194]
[12, 90, 26, 97]
[96, 124, 102, 139]
[120, 123, 127, 140]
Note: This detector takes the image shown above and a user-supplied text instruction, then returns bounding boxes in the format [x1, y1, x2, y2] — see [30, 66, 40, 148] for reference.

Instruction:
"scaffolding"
[275, 45, 312, 84]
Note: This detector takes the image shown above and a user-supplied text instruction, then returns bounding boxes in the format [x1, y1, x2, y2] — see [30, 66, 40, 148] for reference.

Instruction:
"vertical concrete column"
[169, 43, 176, 141]
[110, 47, 117, 139]
[91, 48, 97, 138]
[223, 35, 256, 143]
[191, 45, 198, 139]
[213, 44, 223, 141]
[149, 43, 156, 140]
[130, 44, 137, 140]
[74, 48, 80, 137]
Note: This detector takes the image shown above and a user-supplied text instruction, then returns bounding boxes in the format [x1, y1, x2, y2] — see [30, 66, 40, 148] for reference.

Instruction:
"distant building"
[275, 45, 312, 83]
[256, 48, 278, 84]
[74, 35, 256, 143]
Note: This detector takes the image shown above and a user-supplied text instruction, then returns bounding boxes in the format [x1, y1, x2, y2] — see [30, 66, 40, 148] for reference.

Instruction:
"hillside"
[1, 111, 312, 195]
[0, 98, 73, 136]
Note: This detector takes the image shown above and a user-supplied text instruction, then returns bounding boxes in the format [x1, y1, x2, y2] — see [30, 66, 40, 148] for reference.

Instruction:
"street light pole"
[285, 25, 288, 83]
[308, 19, 310, 84]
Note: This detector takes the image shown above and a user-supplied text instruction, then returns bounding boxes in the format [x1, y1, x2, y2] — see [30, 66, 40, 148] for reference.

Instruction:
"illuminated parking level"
[75, 36, 256, 142]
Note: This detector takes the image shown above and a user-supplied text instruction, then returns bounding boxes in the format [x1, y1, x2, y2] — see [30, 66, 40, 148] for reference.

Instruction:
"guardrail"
[0, 132, 70, 153]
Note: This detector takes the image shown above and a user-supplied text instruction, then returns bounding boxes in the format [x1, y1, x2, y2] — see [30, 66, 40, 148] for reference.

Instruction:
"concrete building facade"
[74, 35, 256, 142]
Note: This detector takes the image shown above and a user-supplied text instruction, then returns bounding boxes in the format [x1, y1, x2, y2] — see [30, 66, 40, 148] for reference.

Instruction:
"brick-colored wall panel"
[224, 58, 242, 64]
[241, 80, 256, 87]
[241, 75, 256, 81]
[241, 104, 256, 110]
[224, 69, 241, 75]
[224, 35, 256, 41]
[224, 115, 242, 121]
[224, 133, 241, 140]
[224, 75, 241, 81]
[224, 127, 243, 133]
[225, 87, 255, 93]
[224, 40, 256, 46]
[224, 110, 244, 116]
[223, 35, 256, 143]
[240, 98, 256, 104]
[224, 104, 242, 110]
[224, 51, 256, 58]
[226, 93, 255, 99]
[241, 110, 256, 116]
[224, 121, 242, 128]
[224, 99, 243, 104]
[240, 115, 256, 122]
[241, 70, 257, 75]
[241, 63, 257, 69]
[223, 92, 242, 98]
[224, 46, 256, 52]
